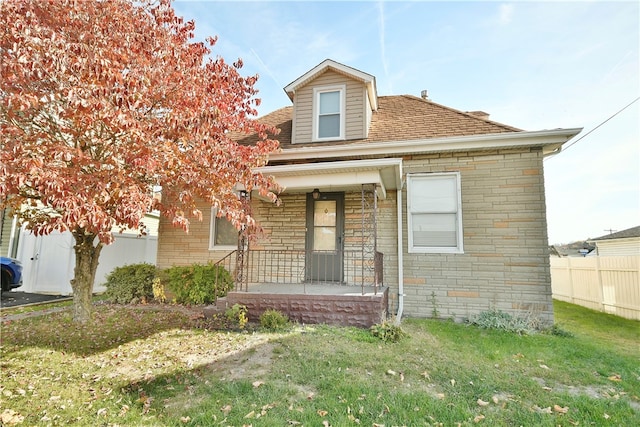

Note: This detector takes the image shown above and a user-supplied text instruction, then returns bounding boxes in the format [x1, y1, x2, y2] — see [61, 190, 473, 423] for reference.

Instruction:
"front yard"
[1, 300, 638, 426]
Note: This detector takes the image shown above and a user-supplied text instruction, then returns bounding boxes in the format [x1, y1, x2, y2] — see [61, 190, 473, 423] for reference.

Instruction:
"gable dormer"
[284, 59, 377, 144]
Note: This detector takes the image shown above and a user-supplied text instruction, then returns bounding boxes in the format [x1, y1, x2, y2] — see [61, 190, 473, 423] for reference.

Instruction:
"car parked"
[1, 256, 23, 292]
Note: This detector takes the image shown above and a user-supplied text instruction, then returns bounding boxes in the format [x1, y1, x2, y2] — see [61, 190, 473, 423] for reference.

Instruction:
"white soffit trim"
[256, 158, 403, 200]
[268, 128, 583, 162]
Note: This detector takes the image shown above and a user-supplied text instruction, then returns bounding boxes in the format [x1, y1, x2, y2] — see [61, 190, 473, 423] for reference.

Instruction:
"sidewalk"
[1, 292, 73, 322]
[1, 291, 71, 308]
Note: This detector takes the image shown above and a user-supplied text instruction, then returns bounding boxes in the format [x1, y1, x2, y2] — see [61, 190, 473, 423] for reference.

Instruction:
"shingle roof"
[590, 225, 640, 241]
[237, 95, 521, 147]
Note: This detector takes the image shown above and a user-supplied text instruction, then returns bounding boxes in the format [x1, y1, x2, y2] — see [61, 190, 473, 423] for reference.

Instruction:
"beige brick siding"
[399, 147, 553, 324]
[157, 206, 232, 268]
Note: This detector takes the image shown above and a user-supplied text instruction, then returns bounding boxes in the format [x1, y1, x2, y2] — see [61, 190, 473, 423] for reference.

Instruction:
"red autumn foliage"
[0, 0, 280, 322]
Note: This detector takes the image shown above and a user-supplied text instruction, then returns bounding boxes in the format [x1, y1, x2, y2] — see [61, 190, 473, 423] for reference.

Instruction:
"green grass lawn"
[0, 300, 638, 426]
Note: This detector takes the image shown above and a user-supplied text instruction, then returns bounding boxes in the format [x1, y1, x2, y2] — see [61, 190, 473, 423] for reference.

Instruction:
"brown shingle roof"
[237, 95, 521, 147]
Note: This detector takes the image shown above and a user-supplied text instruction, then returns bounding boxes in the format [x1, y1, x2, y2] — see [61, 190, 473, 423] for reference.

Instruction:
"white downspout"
[395, 181, 405, 325]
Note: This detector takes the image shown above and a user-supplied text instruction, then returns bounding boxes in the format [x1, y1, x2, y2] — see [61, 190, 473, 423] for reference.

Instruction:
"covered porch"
[210, 158, 403, 327]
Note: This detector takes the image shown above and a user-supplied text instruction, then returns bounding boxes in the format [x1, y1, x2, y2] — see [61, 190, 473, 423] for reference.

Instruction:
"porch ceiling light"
[312, 188, 321, 200]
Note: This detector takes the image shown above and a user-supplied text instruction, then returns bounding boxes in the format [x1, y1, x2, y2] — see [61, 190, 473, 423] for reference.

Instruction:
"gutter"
[268, 128, 583, 162]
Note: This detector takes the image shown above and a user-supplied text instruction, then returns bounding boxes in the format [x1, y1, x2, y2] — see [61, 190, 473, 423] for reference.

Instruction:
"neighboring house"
[157, 59, 582, 326]
[588, 226, 640, 256]
[549, 241, 595, 257]
[1, 208, 20, 258]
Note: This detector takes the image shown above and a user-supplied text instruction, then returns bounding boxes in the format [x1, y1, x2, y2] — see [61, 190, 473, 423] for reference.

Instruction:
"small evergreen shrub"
[370, 320, 407, 343]
[225, 304, 248, 329]
[104, 263, 157, 304]
[469, 309, 541, 334]
[164, 263, 233, 305]
[260, 309, 290, 331]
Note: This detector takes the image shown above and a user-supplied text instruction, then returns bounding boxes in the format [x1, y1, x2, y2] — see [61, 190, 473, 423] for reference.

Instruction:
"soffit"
[255, 158, 402, 199]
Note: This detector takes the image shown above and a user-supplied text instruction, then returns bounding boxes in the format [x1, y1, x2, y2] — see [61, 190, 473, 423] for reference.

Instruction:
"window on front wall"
[407, 173, 463, 253]
[313, 85, 345, 141]
[209, 208, 238, 249]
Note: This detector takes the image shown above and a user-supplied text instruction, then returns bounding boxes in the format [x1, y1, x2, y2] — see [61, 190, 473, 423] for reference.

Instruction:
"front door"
[306, 192, 344, 282]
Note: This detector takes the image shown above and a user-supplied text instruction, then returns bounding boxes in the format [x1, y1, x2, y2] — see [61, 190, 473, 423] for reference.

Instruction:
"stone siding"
[219, 288, 389, 328]
[398, 147, 553, 324]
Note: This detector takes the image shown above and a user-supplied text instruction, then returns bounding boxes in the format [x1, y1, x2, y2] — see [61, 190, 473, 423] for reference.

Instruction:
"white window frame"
[312, 84, 346, 141]
[208, 208, 237, 250]
[407, 172, 464, 254]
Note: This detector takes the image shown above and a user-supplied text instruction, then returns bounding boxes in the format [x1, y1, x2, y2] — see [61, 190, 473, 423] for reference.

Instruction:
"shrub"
[225, 304, 248, 329]
[260, 309, 290, 331]
[164, 263, 233, 305]
[370, 320, 407, 343]
[104, 263, 157, 304]
[469, 309, 541, 334]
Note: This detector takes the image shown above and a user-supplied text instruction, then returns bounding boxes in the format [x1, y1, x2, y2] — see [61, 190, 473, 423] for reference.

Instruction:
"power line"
[547, 96, 640, 159]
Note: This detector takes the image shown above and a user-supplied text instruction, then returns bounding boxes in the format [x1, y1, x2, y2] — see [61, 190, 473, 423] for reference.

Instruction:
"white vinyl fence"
[550, 256, 640, 320]
[16, 229, 157, 295]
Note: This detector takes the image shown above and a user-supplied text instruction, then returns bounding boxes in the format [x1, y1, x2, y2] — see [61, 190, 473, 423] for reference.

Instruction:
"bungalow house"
[157, 59, 582, 327]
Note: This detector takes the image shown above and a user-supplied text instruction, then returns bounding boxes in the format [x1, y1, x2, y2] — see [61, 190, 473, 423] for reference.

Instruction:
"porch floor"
[211, 284, 389, 328]
[237, 282, 384, 296]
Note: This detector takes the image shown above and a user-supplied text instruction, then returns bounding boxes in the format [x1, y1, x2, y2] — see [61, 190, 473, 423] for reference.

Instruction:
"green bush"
[370, 320, 407, 343]
[225, 304, 248, 329]
[104, 263, 157, 304]
[260, 309, 290, 331]
[164, 263, 233, 305]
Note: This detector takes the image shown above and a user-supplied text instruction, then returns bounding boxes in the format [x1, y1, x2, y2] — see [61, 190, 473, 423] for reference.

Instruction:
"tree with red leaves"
[0, 0, 280, 323]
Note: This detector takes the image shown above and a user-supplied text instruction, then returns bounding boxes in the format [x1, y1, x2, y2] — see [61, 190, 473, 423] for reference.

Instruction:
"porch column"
[361, 184, 379, 294]
[235, 190, 250, 292]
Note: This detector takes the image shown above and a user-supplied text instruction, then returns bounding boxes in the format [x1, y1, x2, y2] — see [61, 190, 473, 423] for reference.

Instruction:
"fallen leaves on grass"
[608, 374, 622, 382]
[553, 404, 569, 414]
[0, 409, 25, 425]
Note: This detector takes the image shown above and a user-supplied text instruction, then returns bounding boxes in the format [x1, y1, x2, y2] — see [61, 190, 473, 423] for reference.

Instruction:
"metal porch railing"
[214, 249, 384, 295]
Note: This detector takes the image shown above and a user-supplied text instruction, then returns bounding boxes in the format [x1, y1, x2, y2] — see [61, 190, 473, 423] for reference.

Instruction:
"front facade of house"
[157, 60, 581, 325]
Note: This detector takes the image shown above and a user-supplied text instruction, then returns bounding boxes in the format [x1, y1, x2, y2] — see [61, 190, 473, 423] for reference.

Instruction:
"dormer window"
[313, 84, 345, 141]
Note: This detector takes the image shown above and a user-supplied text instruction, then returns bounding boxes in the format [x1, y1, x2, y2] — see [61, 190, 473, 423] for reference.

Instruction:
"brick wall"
[399, 147, 554, 324]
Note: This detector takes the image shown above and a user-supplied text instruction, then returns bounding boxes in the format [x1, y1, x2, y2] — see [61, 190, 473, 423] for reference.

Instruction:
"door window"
[313, 200, 337, 251]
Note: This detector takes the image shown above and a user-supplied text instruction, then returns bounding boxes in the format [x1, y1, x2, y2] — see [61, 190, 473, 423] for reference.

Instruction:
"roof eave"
[268, 128, 584, 162]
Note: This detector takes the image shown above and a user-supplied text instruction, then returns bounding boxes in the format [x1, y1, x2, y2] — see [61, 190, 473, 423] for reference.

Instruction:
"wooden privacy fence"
[550, 255, 640, 320]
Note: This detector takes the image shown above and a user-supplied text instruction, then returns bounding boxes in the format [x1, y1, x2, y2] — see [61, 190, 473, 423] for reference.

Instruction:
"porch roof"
[255, 158, 402, 200]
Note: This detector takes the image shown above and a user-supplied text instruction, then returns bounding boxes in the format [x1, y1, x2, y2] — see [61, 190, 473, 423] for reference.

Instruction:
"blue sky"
[173, 0, 639, 244]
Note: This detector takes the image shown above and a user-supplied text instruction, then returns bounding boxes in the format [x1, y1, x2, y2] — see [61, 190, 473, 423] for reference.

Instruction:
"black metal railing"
[214, 249, 384, 295]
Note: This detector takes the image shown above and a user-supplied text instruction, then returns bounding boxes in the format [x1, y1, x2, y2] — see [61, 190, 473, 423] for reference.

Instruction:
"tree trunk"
[70, 229, 103, 324]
